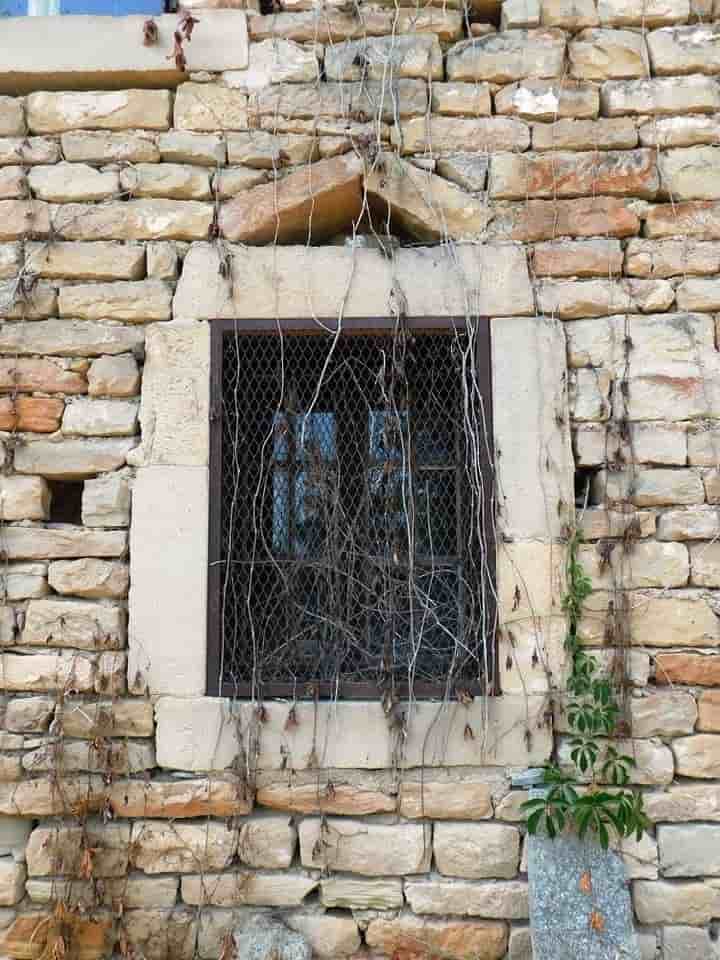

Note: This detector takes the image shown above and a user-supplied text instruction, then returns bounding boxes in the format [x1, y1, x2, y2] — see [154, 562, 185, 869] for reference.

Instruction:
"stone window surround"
[127, 241, 572, 772]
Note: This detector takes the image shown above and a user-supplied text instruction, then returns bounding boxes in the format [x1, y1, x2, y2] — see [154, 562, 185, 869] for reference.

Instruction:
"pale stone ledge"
[0, 13, 248, 95]
[173, 241, 535, 322]
[154, 695, 553, 771]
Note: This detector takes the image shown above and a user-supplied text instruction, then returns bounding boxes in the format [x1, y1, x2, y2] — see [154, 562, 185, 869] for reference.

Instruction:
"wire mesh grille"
[211, 325, 495, 698]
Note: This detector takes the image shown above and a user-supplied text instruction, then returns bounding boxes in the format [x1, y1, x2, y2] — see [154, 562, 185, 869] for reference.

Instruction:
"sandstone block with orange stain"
[110, 777, 252, 818]
[495, 197, 640, 242]
[533, 238, 624, 277]
[656, 653, 720, 686]
[0, 358, 86, 395]
[219, 153, 363, 244]
[490, 149, 659, 200]
[256, 780, 395, 815]
[0, 396, 64, 433]
[645, 201, 720, 239]
[366, 915, 508, 960]
[2, 911, 112, 960]
[531, 117, 637, 151]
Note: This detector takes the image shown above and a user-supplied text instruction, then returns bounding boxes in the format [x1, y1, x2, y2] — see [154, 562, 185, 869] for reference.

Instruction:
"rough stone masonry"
[0, 1, 720, 959]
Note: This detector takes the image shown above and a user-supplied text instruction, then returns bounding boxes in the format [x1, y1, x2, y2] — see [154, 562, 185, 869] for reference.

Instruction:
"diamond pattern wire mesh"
[213, 327, 495, 698]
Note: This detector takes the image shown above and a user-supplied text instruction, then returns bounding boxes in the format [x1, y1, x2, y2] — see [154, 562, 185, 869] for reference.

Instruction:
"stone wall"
[0, 1, 719, 958]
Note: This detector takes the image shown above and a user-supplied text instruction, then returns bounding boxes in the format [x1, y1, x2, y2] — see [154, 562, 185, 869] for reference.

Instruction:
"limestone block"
[706, 469, 720, 503]
[689, 425, 720, 465]
[82, 473, 131, 528]
[62, 131, 159, 164]
[630, 691, 698, 737]
[0, 198, 50, 241]
[659, 147, 720, 203]
[640, 115, 720, 149]
[533, 239, 623, 277]
[88, 355, 141, 398]
[22, 597, 125, 650]
[248, 8, 462, 42]
[582, 539, 690, 590]
[659, 825, 720, 877]
[0, 99, 24, 138]
[212, 166, 268, 197]
[656, 653, 720, 686]
[252, 79, 428, 123]
[0, 773, 107, 815]
[220, 152, 362, 243]
[53, 199, 213, 241]
[2, 563, 49, 600]
[0, 136, 58, 166]
[366, 915, 508, 960]
[48, 559, 128, 599]
[613, 469, 704, 508]
[677, 276, 720, 311]
[26, 91, 171, 135]
[14, 438, 136, 480]
[625, 239, 720, 277]
[569, 367, 612, 421]
[121, 908, 197, 960]
[286, 914, 361, 958]
[120, 163, 211, 201]
[174, 83, 248, 132]
[446, 29, 566, 83]
[569, 28, 648, 79]
[130, 820, 236, 873]
[129, 468, 208, 697]
[110, 777, 251, 819]
[299, 818, 431, 874]
[434, 823, 519, 880]
[579, 508, 655, 540]
[0, 167, 26, 200]
[174, 241, 534, 322]
[367, 155, 491, 241]
[597, 0, 690, 26]
[639, 786, 720, 823]
[226, 130, 318, 168]
[58, 280, 172, 323]
[0, 817, 30, 857]
[662, 927, 717, 960]
[26, 821, 130, 877]
[673, 734, 720, 777]
[129, 324, 208, 467]
[532, 116, 637, 150]
[646, 201, 720, 239]
[567, 314, 714, 367]
[436, 155, 488, 193]
[60, 697, 152, 738]
[502, 0, 540, 27]
[326, 34, 442, 81]
[690, 542, 720, 586]
[0, 242, 20, 279]
[320, 878, 403, 910]
[26, 240, 145, 281]
[26, 875, 178, 910]
[0, 477, 49, 521]
[0, 860, 25, 906]
[1, 526, 126, 560]
[648, 24, 720, 76]
[540, 0, 598, 27]
[62, 398, 138, 438]
[393, 115, 530, 154]
[490, 149, 658, 201]
[182, 872, 316, 907]
[405, 879, 528, 919]
[146, 242, 177, 280]
[398, 779, 494, 819]
[495, 79, 598, 120]
[561, 737, 674, 785]
[24, 738, 154, 775]
[155, 698, 240, 771]
[238, 816, 296, 869]
[495, 197, 640, 241]
[618, 833, 659, 881]
[431, 82, 492, 116]
[658, 507, 720, 540]
[0, 320, 143, 359]
[28, 163, 119, 203]
[497, 540, 563, 627]
[0, 280, 57, 321]
[602, 77, 720, 117]
[508, 927, 532, 960]
[223, 39, 319, 89]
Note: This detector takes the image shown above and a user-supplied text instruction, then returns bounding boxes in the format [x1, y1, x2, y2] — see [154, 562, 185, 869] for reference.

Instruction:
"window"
[207, 317, 495, 699]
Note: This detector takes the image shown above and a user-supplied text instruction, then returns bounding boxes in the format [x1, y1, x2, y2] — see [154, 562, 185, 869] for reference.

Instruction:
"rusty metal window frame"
[207, 316, 495, 700]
